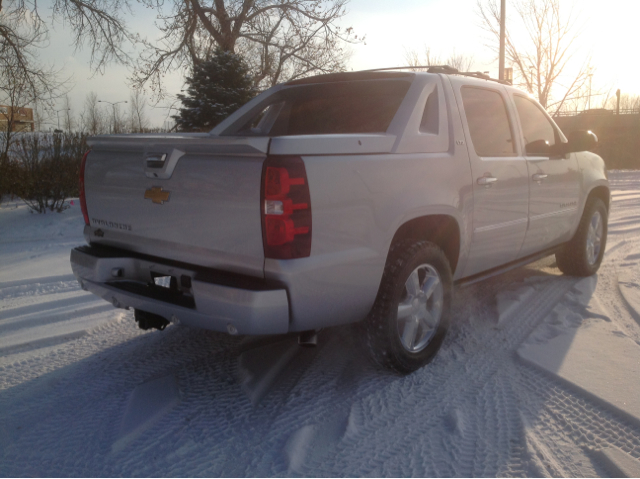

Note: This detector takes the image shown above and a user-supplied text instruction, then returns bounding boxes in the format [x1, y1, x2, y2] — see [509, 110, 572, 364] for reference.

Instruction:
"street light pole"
[98, 100, 128, 133]
[46, 108, 71, 131]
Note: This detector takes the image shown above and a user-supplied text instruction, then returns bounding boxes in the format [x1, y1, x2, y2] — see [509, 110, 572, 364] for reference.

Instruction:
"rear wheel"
[556, 197, 608, 276]
[364, 240, 452, 374]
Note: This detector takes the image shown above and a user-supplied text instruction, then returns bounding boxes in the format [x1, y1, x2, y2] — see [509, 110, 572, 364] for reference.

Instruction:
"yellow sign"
[144, 187, 171, 205]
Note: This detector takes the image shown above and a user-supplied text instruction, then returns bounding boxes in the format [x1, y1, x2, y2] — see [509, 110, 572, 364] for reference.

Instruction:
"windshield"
[224, 80, 411, 136]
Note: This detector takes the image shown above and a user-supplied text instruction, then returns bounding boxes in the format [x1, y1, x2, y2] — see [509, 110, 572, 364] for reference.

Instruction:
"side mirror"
[566, 130, 598, 152]
[525, 139, 550, 156]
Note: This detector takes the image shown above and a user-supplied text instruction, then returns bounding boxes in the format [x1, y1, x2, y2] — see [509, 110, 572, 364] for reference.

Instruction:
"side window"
[461, 87, 514, 157]
[420, 89, 439, 134]
[513, 95, 557, 148]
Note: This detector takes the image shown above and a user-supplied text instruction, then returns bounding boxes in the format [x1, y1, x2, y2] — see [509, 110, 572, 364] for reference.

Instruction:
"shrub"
[11, 132, 88, 213]
[0, 156, 18, 203]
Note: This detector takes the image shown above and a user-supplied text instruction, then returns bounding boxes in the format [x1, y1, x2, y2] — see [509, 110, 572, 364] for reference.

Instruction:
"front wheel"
[364, 240, 452, 374]
[556, 197, 608, 276]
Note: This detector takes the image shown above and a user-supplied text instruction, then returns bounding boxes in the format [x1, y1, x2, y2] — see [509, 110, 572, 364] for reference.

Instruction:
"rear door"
[511, 94, 581, 256]
[452, 81, 529, 277]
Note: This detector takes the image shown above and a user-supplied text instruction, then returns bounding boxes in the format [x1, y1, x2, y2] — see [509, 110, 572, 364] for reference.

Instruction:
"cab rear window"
[227, 80, 411, 136]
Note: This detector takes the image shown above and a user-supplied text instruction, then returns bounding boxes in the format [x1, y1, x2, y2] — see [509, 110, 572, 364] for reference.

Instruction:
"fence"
[553, 108, 640, 118]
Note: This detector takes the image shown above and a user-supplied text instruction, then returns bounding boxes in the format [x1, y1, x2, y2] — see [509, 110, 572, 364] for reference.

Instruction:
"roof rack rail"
[361, 65, 510, 85]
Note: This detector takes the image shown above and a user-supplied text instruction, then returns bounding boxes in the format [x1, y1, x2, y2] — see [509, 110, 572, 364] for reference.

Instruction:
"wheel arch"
[586, 185, 611, 211]
[389, 215, 461, 275]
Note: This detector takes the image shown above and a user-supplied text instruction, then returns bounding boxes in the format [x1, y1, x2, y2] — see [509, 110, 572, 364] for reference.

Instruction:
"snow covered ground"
[1, 172, 640, 477]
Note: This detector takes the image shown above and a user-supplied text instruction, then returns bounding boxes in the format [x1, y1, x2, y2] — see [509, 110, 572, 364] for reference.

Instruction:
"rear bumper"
[70, 246, 290, 335]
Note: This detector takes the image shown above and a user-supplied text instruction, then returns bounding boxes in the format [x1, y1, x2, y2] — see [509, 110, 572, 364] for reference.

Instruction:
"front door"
[512, 94, 581, 257]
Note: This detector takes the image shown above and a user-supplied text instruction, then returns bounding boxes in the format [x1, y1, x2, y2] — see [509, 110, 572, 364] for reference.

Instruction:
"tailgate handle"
[146, 154, 167, 168]
[144, 149, 185, 179]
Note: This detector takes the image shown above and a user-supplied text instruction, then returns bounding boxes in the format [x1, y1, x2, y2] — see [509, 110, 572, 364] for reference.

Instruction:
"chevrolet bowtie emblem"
[144, 186, 171, 205]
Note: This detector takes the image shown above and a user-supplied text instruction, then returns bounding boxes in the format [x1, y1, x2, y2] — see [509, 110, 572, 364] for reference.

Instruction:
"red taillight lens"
[265, 167, 305, 196]
[79, 149, 91, 226]
[261, 156, 311, 259]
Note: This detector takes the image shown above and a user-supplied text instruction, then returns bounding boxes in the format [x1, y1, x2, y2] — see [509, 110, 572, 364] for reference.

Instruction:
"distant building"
[0, 105, 35, 132]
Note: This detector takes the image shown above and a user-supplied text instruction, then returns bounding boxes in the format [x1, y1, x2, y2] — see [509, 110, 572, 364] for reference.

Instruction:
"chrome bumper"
[70, 246, 290, 335]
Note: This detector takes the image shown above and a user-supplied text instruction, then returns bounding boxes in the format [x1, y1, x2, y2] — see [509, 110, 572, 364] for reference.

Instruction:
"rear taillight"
[79, 149, 91, 225]
[261, 156, 311, 259]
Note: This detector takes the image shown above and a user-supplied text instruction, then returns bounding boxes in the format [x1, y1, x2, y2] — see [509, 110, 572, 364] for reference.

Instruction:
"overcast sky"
[41, 0, 640, 129]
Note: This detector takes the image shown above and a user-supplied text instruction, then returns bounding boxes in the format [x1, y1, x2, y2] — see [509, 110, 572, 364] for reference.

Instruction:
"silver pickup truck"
[70, 68, 609, 373]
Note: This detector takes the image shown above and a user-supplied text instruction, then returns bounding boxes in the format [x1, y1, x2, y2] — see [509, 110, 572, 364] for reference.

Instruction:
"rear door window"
[461, 87, 515, 157]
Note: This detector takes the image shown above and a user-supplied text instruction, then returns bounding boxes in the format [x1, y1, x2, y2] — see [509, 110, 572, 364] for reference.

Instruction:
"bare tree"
[1, 0, 137, 148]
[128, 89, 149, 132]
[1, 1, 57, 104]
[605, 93, 640, 112]
[79, 92, 104, 135]
[32, 100, 45, 131]
[1, 0, 135, 76]
[131, 0, 360, 96]
[1, 61, 64, 158]
[447, 49, 476, 72]
[1, 0, 133, 136]
[404, 47, 475, 71]
[0, 61, 59, 199]
[477, 0, 592, 114]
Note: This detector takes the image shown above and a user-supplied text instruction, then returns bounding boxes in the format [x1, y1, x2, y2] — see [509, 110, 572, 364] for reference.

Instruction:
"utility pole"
[98, 100, 128, 133]
[587, 73, 593, 110]
[499, 0, 506, 81]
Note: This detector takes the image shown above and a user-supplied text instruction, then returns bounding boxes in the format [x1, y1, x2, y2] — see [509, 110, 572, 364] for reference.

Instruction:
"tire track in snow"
[517, 365, 640, 474]
[0, 274, 76, 290]
[0, 323, 246, 477]
[0, 264, 635, 477]
[288, 274, 578, 477]
[0, 280, 80, 305]
[0, 275, 121, 359]
[510, 241, 640, 476]
[1, 292, 103, 322]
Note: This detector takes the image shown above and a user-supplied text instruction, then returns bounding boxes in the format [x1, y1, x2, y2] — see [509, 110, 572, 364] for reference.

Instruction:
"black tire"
[556, 197, 608, 277]
[364, 240, 452, 374]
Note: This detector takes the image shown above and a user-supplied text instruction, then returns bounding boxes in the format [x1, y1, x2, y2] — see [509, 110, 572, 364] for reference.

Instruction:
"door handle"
[477, 176, 498, 187]
[532, 173, 548, 182]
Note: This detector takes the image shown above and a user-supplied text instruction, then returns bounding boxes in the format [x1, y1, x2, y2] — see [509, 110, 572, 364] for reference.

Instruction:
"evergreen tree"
[174, 50, 256, 131]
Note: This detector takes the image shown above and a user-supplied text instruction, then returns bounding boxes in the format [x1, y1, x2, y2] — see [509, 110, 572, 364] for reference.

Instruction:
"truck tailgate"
[84, 135, 268, 277]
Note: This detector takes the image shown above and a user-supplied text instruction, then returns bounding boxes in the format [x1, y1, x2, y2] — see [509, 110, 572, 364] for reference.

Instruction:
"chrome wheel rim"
[396, 264, 443, 353]
[586, 210, 604, 265]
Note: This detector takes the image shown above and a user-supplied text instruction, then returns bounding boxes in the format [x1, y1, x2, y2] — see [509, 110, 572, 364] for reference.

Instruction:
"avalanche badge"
[144, 186, 171, 205]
